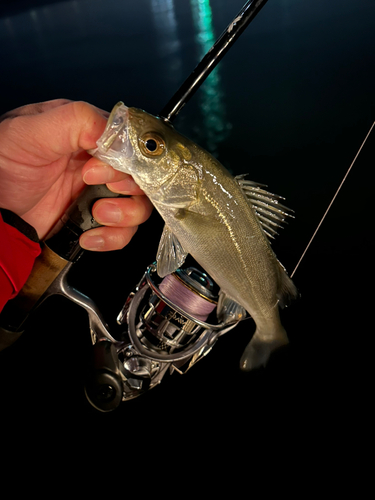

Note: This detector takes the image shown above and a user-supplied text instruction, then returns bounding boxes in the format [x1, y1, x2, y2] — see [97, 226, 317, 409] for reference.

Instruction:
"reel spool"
[85, 263, 241, 410]
[124, 265, 218, 358]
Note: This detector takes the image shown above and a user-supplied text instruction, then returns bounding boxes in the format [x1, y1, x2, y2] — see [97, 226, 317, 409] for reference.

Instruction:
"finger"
[5, 101, 108, 159]
[82, 157, 126, 184]
[91, 195, 153, 227]
[83, 158, 144, 195]
[56, 101, 109, 152]
[0, 99, 109, 121]
[107, 178, 145, 196]
[0, 99, 72, 122]
[79, 226, 138, 252]
[90, 105, 110, 119]
[82, 158, 144, 194]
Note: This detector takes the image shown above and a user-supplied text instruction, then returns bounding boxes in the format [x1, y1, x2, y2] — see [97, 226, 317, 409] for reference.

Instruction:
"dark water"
[0, 0, 374, 450]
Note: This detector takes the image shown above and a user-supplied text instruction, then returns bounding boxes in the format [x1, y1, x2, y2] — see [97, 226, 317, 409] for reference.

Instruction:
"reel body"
[85, 264, 240, 411]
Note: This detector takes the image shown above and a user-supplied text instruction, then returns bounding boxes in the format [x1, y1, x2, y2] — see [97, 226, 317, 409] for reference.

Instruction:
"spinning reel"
[85, 263, 240, 411]
[0, 0, 269, 411]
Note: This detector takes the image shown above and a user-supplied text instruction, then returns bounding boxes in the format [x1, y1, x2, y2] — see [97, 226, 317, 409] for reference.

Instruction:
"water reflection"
[150, 1, 181, 60]
[0, 0, 373, 157]
[150, 0, 183, 88]
[29, 9, 49, 61]
[190, 0, 231, 156]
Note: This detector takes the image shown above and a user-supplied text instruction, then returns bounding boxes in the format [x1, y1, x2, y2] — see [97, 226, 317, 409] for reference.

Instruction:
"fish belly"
[159, 195, 281, 326]
[153, 168, 290, 370]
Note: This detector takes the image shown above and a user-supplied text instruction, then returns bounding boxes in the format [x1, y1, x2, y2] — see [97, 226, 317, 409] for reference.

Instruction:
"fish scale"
[92, 102, 298, 370]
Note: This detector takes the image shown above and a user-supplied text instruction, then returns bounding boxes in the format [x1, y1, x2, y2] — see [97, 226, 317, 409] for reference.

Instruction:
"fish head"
[93, 102, 189, 196]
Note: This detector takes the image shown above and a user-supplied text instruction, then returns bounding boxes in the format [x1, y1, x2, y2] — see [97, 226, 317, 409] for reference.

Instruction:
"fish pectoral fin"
[217, 291, 247, 323]
[235, 174, 294, 243]
[156, 225, 188, 278]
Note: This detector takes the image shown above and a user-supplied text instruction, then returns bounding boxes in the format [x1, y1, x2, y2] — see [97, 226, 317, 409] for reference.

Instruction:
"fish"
[91, 102, 298, 370]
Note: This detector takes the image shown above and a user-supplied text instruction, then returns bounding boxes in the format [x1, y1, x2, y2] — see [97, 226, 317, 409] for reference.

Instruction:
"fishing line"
[159, 274, 217, 321]
[290, 120, 375, 279]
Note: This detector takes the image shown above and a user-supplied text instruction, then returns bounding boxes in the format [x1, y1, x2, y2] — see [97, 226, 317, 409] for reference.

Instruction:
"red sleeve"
[0, 212, 41, 312]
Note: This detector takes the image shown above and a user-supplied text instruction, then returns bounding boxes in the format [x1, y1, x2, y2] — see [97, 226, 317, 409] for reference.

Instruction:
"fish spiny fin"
[275, 260, 299, 308]
[235, 174, 294, 242]
[156, 225, 188, 278]
[217, 290, 247, 323]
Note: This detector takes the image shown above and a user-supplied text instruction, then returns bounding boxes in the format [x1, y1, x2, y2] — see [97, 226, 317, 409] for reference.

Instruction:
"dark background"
[0, 0, 374, 452]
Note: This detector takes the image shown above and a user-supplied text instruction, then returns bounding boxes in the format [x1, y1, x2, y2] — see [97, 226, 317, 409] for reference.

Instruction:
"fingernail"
[108, 177, 139, 194]
[83, 166, 114, 185]
[96, 203, 123, 223]
[80, 235, 105, 250]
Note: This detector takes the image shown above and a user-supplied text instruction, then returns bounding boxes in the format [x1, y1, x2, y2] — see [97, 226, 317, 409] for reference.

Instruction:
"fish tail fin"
[240, 322, 289, 372]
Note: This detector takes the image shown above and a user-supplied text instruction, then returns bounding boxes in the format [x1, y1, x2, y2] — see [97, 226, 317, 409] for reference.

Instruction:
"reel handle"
[84, 340, 124, 412]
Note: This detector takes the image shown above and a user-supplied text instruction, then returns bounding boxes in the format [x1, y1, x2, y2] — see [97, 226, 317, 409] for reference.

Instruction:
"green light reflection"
[190, 0, 231, 156]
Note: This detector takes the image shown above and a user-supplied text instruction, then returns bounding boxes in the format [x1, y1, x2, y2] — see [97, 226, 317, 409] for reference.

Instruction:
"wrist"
[0, 208, 39, 243]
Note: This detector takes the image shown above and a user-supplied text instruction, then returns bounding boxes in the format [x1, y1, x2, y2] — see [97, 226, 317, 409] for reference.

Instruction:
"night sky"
[0, 0, 374, 452]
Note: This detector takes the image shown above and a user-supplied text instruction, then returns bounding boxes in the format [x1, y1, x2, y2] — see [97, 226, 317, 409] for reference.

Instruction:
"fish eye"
[145, 139, 157, 151]
[139, 133, 165, 157]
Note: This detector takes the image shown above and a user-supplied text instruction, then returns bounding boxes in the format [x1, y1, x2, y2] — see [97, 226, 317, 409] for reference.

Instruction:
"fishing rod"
[0, 1, 273, 410]
[0, 0, 270, 336]
[160, 0, 269, 122]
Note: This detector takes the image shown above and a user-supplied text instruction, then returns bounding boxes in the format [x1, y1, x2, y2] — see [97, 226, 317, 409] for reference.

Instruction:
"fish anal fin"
[217, 290, 247, 323]
[276, 260, 299, 308]
[156, 225, 188, 278]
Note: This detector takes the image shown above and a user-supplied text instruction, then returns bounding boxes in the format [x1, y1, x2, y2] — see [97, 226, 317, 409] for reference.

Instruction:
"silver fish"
[92, 102, 298, 370]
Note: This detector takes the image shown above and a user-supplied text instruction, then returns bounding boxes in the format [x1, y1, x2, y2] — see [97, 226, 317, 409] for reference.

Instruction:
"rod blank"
[159, 0, 270, 122]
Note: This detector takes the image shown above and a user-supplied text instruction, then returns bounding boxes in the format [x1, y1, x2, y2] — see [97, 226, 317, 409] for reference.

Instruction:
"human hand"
[0, 99, 153, 251]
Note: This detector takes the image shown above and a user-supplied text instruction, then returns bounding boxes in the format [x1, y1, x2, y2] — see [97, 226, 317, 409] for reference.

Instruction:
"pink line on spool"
[159, 274, 216, 322]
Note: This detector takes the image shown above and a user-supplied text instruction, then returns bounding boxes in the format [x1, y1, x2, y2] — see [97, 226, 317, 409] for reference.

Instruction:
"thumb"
[37, 100, 108, 154]
[3, 100, 108, 161]
[0, 98, 73, 121]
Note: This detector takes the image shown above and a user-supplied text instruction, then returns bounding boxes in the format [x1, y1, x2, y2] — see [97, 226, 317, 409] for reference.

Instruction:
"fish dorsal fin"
[217, 290, 247, 323]
[156, 225, 188, 278]
[235, 174, 294, 242]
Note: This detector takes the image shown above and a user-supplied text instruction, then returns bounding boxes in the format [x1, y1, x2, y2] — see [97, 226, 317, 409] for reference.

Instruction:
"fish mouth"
[89, 101, 134, 173]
